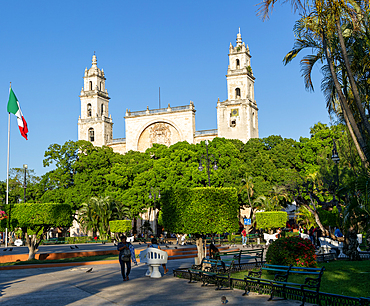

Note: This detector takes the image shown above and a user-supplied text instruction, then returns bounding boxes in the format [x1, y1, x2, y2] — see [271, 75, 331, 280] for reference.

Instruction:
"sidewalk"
[0, 257, 313, 306]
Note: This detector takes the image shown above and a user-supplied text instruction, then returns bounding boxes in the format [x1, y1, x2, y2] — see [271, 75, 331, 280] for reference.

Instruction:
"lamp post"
[23, 164, 28, 203]
[331, 140, 341, 213]
[198, 140, 218, 187]
[148, 187, 161, 237]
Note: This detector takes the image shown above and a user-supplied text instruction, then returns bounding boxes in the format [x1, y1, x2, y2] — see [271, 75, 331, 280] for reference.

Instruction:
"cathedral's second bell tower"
[217, 29, 258, 142]
[78, 55, 113, 146]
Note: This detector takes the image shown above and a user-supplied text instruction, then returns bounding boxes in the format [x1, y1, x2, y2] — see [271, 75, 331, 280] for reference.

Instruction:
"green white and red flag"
[7, 88, 28, 140]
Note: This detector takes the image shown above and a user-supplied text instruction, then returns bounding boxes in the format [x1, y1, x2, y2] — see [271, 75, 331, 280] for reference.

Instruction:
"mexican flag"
[7, 88, 28, 140]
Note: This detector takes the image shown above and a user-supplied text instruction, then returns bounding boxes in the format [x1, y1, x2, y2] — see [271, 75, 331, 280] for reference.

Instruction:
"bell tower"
[217, 29, 258, 142]
[78, 54, 113, 147]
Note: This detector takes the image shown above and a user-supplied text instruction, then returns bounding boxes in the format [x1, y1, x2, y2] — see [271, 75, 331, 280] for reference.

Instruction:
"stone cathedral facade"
[78, 31, 259, 153]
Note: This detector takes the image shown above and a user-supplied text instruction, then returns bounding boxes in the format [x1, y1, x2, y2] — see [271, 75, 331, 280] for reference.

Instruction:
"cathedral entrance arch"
[136, 120, 182, 151]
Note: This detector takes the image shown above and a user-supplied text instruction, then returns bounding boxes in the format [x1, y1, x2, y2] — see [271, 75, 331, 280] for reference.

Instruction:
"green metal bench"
[244, 264, 325, 306]
[188, 258, 234, 290]
[217, 248, 264, 268]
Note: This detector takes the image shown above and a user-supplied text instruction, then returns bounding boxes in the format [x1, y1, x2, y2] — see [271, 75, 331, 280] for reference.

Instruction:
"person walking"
[148, 238, 169, 274]
[117, 235, 137, 281]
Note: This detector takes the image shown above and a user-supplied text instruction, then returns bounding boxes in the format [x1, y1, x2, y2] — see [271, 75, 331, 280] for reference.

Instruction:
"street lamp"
[148, 187, 161, 237]
[23, 164, 28, 203]
[198, 140, 218, 187]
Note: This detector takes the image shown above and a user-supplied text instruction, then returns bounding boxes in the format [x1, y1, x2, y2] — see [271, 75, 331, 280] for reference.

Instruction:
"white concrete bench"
[263, 233, 278, 245]
[14, 239, 23, 246]
[299, 233, 310, 240]
[318, 237, 345, 258]
[139, 248, 168, 278]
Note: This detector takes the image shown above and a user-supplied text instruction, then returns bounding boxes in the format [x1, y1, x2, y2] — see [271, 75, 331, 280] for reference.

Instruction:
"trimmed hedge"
[256, 211, 287, 230]
[109, 220, 132, 234]
[11, 203, 73, 230]
[162, 187, 239, 235]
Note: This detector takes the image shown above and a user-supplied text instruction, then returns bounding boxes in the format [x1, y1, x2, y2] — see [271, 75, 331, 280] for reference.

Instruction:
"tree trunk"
[335, 19, 370, 137]
[343, 229, 361, 261]
[322, 33, 368, 163]
[195, 237, 205, 265]
[302, 203, 325, 233]
[343, 110, 367, 164]
[26, 234, 40, 260]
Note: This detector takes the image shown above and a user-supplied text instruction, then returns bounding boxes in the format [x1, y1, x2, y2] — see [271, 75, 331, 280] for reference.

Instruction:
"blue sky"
[1, 0, 331, 180]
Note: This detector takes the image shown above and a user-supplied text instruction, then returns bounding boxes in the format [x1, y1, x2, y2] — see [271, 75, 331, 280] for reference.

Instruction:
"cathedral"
[78, 30, 259, 152]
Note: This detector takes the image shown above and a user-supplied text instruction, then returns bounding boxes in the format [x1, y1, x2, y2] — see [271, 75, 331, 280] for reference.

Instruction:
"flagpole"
[5, 83, 11, 248]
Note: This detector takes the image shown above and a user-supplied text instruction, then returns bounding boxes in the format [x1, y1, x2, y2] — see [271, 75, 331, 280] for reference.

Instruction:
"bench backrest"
[146, 248, 168, 264]
[201, 257, 234, 272]
[263, 264, 325, 277]
[240, 248, 264, 255]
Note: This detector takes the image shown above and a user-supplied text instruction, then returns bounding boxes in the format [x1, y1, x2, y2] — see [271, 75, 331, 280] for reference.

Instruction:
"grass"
[231, 260, 370, 298]
[0, 254, 118, 267]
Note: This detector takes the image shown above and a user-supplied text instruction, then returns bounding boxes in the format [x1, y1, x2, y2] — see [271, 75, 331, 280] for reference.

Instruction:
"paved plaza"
[0, 254, 314, 306]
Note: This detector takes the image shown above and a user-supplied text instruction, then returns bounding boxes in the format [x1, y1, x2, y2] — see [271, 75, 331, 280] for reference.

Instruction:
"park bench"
[229, 234, 260, 246]
[217, 248, 264, 268]
[188, 258, 234, 290]
[139, 247, 168, 278]
[205, 236, 228, 244]
[243, 264, 325, 306]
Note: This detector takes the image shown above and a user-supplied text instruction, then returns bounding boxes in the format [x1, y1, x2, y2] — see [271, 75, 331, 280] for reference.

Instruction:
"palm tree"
[79, 196, 116, 240]
[240, 175, 255, 207]
[253, 195, 283, 212]
[258, 0, 370, 164]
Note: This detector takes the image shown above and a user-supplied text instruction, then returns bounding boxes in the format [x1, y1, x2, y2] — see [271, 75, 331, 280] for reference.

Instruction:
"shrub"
[281, 231, 299, 238]
[266, 236, 317, 268]
[256, 211, 287, 230]
[228, 234, 242, 243]
[162, 187, 239, 234]
[65, 236, 94, 244]
[109, 220, 132, 234]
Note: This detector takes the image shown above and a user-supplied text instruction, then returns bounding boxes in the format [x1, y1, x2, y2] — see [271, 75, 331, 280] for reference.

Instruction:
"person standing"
[117, 235, 137, 281]
[277, 227, 282, 239]
[241, 228, 247, 246]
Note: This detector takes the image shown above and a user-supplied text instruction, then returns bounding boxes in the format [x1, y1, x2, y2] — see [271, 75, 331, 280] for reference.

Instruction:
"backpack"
[121, 244, 131, 262]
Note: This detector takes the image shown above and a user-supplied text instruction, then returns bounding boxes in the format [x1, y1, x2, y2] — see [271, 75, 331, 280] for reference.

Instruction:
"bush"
[228, 234, 242, 243]
[162, 187, 239, 234]
[281, 231, 299, 238]
[266, 236, 317, 267]
[256, 211, 287, 230]
[109, 220, 132, 234]
[65, 236, 94, 244]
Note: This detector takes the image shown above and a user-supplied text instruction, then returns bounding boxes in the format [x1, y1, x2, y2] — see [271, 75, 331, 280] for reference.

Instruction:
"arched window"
[89, 81, 92, 90]
[235, 88, 241, 99]
[101, 104, 104, 116]
[100, 82, 102, 91]
[89, 128, 95, 142]
[236, 59, 240, 69]
[87, 104, 92, 117]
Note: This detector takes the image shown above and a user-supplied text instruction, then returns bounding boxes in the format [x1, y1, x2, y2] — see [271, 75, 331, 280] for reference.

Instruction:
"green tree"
[10, 203, 72, 260]
[109, 220, 132, 240]
[259, 0, 370, 163]
[79, 196, 116, 240]
[161, 187, 239, 263]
